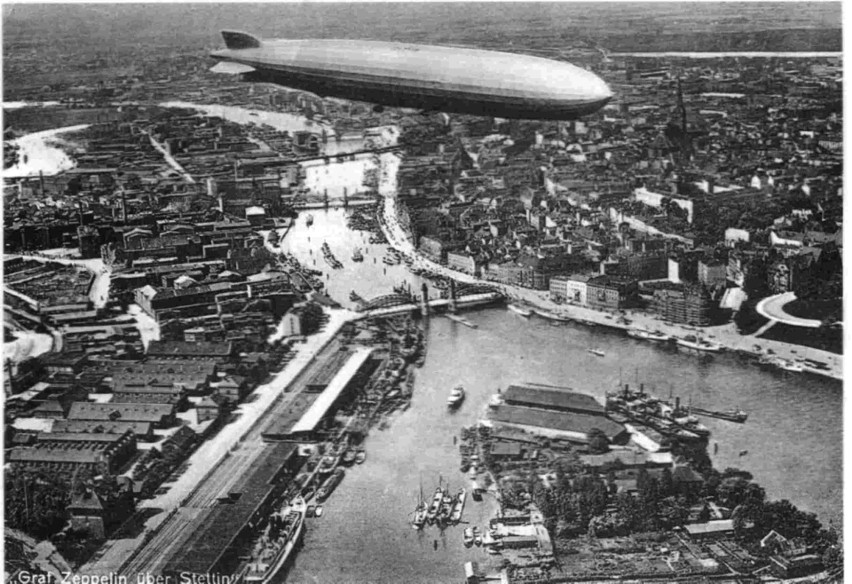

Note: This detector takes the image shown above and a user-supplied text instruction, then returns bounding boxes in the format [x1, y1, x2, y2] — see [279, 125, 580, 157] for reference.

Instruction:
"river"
[279, 209, 841, 584]
[5, 124, 89, 177]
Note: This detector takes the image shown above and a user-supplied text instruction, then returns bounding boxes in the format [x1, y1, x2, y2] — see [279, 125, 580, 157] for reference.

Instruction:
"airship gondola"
[210, 31, 612, 120]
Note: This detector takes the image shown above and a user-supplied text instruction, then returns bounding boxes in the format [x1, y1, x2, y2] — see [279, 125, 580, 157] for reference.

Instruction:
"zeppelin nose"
[587, 73, 613, 104]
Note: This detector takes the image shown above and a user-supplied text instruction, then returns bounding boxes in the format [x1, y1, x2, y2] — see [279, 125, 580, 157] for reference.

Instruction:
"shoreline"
[377, 195, 842, 383]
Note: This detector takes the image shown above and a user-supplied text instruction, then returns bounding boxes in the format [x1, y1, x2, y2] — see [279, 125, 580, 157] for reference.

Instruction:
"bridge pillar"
[324, 188, 329, 209]
[420, 283, 430, 318]
[343, 187, 348, 208]
[449, 280, 458, 313]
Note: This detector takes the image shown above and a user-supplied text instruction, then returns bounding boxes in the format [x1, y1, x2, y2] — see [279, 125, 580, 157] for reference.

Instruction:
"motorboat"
[507, 304, 532, 317]
[447, 385, 465, 408]
[588, 348, 605, 357]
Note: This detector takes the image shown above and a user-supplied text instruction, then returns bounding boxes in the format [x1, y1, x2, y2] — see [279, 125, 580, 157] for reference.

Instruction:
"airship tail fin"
[221, 30, 262, 50]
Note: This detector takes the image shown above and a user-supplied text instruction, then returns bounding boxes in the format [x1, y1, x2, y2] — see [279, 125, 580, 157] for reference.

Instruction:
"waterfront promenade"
[380, 195, 842, 381]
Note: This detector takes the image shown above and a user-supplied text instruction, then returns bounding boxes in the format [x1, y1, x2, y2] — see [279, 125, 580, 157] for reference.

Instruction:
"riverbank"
[379, 195, 842, 382]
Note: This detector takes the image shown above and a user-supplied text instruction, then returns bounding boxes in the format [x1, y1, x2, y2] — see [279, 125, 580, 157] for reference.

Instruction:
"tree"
[587, 428, 610, 454]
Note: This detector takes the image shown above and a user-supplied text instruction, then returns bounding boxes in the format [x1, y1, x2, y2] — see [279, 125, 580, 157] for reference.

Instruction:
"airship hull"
[211, 33, 612, 120]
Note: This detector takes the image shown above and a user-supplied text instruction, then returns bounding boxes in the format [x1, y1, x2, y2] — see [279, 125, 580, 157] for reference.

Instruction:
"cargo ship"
[243, 497, 307, 584]
[606, 385, 709, 441]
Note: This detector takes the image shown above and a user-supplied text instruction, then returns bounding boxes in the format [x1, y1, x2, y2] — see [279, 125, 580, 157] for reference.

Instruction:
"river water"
[281, 209, 841, 584]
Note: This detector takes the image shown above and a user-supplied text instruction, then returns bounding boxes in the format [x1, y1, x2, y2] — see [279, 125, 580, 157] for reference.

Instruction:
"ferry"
[316, 468, 345, 503]
[676, 336, 723, 352]
[243, 497, 307, 584]
[627, 328, 670, 342]
[588, 348, 605, 357]
[507, 304, 532, 317]
[447, 385, 465, 408]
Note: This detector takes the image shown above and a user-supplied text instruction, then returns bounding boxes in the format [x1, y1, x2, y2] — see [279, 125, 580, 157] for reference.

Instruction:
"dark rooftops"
[503, 383, 605, 416]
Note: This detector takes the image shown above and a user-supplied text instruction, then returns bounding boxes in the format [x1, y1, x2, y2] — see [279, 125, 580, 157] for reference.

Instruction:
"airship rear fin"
[221, 30, 262, 50]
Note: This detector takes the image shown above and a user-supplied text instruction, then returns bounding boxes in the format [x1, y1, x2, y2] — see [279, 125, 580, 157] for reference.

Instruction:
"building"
[502, 384, 605, 416]
[698, 260, 727, 287]
[446, 251, 479, 275]
[586, 275, 638, 310]
[565, 274, 592, 305]
[8, 429, 137, 474]
[652, 284, 718, 326]
[68, 402, 177, 429]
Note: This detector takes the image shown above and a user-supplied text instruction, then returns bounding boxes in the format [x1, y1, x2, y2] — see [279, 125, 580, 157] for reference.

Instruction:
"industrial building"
[489, 383, 626, 444]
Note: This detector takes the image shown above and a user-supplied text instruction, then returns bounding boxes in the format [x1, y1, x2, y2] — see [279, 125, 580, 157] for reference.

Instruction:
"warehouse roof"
[489, 405, 624, 440]
[503, 383, 604, 415]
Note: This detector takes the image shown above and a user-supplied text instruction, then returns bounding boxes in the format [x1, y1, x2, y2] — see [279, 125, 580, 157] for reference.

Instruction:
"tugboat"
[243, 497, 307, 584]
[447, 385, 465, 408]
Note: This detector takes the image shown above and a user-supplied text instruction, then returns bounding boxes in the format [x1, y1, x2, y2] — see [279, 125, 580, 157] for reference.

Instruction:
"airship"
[210, 31, 613, 120]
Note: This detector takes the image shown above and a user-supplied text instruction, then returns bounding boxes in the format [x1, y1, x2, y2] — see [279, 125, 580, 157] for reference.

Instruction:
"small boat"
[350, 290, 364, 303]
[447, 385, 465, 408]
[306, 504, 317, 518]
[352, 248, 364, 262]
[305, 214, 314, 226]
[588, 348, 605, 357]
[341, 448, 357, 466]
[777, 359, 804, 373]
[507, 304, 532, 317]
[426, 486, 444, 523]
[450, 488, 466, 523]
[316, 468, 345, 503]
[739, 450, 749, 457]
[473, 527, 482, 546]
[463, 527, 474, 548]
[676, 336, 723, 353]
[355, 449, 366, 464]
[412, 501, 427, 530]
[627, 328, 670, 342]
[314, 506, 323, 517]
